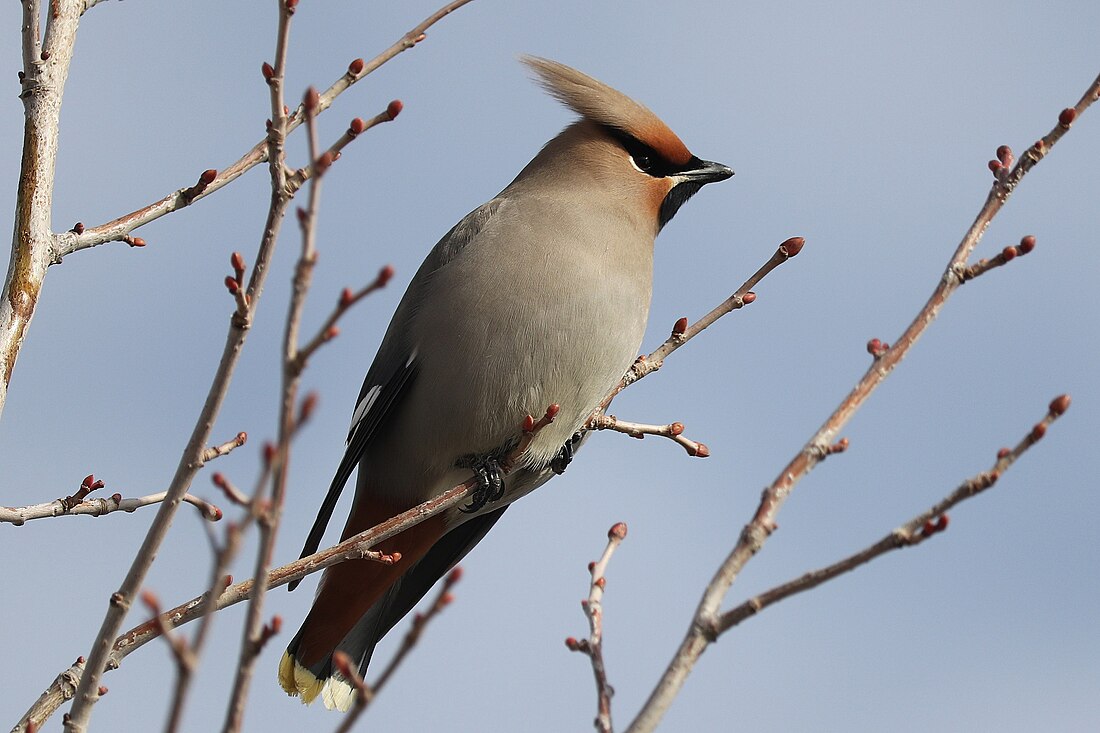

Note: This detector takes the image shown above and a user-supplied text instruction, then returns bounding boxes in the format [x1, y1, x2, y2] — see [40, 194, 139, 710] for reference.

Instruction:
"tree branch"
[716, 394, 1070, 635]
[623, 72, 1100, 733]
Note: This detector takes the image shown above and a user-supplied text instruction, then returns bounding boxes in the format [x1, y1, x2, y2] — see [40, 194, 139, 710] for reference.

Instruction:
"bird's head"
[519, 56, 733, 232]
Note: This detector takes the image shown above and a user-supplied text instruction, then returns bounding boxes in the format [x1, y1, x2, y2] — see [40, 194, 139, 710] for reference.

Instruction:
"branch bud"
[1058, 107, 1077, 128]
[608, 521, 628, 540]
[261, 62, 274, 82]
[348, 58, 365, 76]
[376, 264, 396, 287]
[387, 99, 404, 121]
[304, 86, 320, 114]
[779, 236, 804, 257]
[1018, 235, 1036, 254]
[1049, 394, 1071, 416]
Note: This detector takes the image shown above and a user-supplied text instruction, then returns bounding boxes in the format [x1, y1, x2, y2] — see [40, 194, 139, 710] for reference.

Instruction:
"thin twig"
[371, 566, 463, 694]
[587, 414, 709, 458]
[286, 104, 403, 194]
[716, 394, 1070, 634]
[219, 3, 297, 730]
[200, 431, 249, 464]
[624, 73, 1100, 733]
[55, 0, 477, 259]
[567, 523, 628, 733]
[0, 490, 221, 525]
[24, 406, 561, 731]
[598, 236, 802, 412]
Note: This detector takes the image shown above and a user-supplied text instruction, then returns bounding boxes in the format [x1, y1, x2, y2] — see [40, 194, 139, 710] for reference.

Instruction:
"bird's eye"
[631, 154, 653, 173]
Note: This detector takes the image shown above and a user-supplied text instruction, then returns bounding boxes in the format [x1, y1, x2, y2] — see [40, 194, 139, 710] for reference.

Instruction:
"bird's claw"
[551, 432, 584, 475]
[460, 455, 505, 513]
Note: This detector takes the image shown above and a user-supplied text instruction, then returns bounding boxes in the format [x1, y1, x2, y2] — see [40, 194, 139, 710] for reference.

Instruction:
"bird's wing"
[289, 198, 507, 589]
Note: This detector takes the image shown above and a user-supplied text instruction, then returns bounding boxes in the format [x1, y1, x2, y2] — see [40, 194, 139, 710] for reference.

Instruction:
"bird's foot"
[551, 432, 584, 475]
[458, 454, 506, 513]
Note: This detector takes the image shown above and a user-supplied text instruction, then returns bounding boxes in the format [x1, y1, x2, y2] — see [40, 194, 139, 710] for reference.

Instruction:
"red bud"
[1049, 394, 1070, 416]
[348, 58, 365, 75]
[73, 222, 85, 234]
[742, 291, 756, 304]
[546, 404, 561, 419]
[996, 447, 1010, 459]
[608, 522, 628, 540]
[694, 442, 710, 458]
[304, 87, 320, 113]
[1001, 246, 1017, 261]
[199, 168, 217, 185]
[231, 252, 246, 271]
[82, 474, 95, 490]
[224, 276, 239, 294]
[670, 422, 684, 436]
[261, 62, 274, 81]
[1029, 423, 1047, 442]
[348, 117, 366, 136]
[672, 316, 688, 337]
[988, 160, 1002, 173]
[129, 237, 146, 248]
[377, 264, 395, 286]
[780, 236, 804, 257]
[1059, 107, 1076, 127]
[387, 99, 403, 120]
[1018, 235, 1036, 254]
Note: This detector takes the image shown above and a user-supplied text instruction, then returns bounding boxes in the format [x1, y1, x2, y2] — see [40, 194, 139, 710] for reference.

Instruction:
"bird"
[279, 55, 733, 711]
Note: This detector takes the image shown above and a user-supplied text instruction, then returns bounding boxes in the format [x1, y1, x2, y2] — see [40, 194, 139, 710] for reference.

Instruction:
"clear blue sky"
[2, 1, 1098, 731]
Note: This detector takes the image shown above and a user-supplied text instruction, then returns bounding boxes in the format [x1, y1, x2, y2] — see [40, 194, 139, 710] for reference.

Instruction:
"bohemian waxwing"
[280, 56, 733, 710]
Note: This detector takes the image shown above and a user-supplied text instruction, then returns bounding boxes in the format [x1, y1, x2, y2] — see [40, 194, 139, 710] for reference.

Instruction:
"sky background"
[2, 1, 1098, 731]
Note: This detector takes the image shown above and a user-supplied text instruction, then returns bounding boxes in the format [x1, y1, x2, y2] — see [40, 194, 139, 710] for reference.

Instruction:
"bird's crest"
[522, 55, 693, 166]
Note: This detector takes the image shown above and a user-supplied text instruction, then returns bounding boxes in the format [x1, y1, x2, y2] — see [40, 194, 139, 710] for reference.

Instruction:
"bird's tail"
[279, 505, 509, 710]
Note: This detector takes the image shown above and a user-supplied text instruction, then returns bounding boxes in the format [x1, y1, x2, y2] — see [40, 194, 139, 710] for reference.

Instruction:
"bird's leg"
[457, 454, 506, 513]
[551, 431, 584, 475]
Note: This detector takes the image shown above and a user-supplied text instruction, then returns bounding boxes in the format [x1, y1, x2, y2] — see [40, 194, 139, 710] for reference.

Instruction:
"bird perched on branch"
[280, 56, 733, 710]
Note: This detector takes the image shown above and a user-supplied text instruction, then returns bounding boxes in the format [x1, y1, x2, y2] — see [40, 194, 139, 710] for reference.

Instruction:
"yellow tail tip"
[278, 651, 324, 704]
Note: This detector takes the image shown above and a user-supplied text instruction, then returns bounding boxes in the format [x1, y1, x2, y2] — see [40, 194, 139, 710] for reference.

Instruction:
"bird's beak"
[679, 158, 734, 184]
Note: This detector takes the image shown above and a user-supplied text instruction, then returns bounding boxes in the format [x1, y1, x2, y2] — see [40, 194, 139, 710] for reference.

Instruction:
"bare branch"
[716, 394, 1070, 635]
[11, 657, 84, 733]
[53, 0, 475, 259]
[568, 523, 628, 733]
[371, 566, 463, 694]
[2, 0, 84, 419]
[624, 71, 1100, 733]
[200, 431, 249, 464]
[587, 414, 709, 458]
[599, 236, 801, 412]
[1, 480, 221, 525]
[25, 404, 562, 730]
